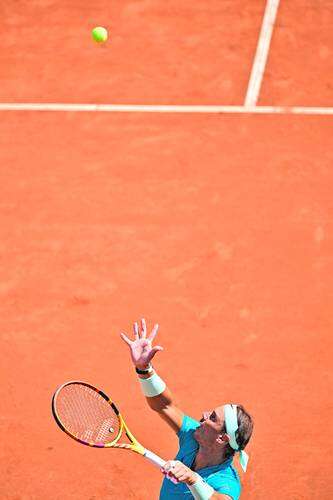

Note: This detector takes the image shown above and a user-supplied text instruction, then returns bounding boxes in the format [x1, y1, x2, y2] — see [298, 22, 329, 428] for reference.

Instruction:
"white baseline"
[0, 103, 333, 114]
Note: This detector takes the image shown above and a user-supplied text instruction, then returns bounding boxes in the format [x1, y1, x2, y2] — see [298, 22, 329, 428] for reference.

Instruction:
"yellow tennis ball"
[92, 26, 108, 43]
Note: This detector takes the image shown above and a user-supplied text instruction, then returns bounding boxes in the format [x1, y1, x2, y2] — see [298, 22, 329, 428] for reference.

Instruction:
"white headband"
[223, 404, 249, 472]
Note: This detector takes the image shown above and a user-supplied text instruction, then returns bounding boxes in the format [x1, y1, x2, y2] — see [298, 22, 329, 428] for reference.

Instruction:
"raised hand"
[120, 318, 163, 370]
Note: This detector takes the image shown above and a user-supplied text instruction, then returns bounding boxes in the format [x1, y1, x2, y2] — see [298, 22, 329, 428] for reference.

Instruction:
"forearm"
[138, 367, 173, 411]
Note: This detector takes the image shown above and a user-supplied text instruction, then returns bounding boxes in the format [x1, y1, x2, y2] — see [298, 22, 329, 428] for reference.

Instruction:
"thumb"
[120, 332, 132, 346]
[147, 346, 163, 362]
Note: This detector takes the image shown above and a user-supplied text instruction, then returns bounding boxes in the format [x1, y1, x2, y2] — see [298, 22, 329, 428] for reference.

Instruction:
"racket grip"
[144, 449, 166, 468]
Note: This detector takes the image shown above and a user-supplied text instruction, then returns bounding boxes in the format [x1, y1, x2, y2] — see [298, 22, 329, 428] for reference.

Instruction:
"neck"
[192, 446, 229, 471]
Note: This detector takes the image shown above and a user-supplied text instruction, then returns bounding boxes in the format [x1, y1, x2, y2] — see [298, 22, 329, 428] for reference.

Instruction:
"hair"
[222, 405, 254, 460]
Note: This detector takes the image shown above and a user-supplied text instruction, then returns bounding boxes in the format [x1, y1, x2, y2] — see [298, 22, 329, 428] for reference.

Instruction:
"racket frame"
[52, 381, 146, 456]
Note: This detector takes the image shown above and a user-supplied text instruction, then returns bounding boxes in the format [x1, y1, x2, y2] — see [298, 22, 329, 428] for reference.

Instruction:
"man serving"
[121, 318, 253, 500]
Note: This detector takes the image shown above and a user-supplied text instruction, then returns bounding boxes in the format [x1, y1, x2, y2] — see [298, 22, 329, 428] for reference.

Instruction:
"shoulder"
[177, 415, 200, 445]
[206, 461, 241, 500]
[177, 415, 200, 435]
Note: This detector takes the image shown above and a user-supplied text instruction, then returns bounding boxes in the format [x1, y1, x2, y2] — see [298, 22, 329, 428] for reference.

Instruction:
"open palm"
[120, 318, 163, 370]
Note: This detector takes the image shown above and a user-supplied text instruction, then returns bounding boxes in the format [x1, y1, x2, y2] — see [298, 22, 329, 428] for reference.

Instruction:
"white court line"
[0, 103, 333, 114]
[244, 0, 280, 107]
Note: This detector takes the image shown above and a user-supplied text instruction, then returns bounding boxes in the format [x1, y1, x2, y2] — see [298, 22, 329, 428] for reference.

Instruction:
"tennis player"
[121, 318, 253, 500]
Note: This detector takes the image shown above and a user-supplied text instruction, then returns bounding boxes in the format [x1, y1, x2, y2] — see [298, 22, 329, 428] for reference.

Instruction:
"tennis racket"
[52, 380, 166, 468]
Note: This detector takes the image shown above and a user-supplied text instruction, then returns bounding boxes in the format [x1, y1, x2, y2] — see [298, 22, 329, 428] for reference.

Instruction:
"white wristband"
[139, 371, 166, 397]
[187, 474, 215, 499]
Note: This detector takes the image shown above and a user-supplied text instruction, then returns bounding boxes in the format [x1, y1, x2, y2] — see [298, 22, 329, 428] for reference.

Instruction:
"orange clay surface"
[259, 0, 333, 107]
[1, 2, 333, 500]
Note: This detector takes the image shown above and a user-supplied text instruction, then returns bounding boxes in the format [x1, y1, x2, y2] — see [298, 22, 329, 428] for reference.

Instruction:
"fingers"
[162, 471, 178, 484]
[162, 461, 192, 484]
[174, 473, 188, 482]
[162, 460, 176, 473]
[133, 322, 139, 340]
[141, 318, 147, 338]
[133, 319, 147, 339]
[148, 323, 159, 342]
[126, 319, 160, 343]
[120, 332, 132, 346]
[168, 475, 179, 484]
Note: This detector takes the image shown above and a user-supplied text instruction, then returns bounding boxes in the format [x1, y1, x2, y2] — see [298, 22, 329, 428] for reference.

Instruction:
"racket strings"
[55, 384, 120, 445]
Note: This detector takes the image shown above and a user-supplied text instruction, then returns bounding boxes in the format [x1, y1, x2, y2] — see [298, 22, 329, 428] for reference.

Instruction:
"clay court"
[1, 1, 332, 499]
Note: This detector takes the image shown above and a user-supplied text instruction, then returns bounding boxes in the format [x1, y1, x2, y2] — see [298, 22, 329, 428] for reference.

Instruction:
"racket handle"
[144, 449, 166, 468]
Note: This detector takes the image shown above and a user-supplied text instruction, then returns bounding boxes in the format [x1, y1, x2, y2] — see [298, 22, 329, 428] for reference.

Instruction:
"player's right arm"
[120, 318, 184, 433]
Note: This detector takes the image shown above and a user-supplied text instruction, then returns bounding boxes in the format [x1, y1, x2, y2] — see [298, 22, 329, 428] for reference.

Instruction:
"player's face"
[194, 406, 226, 446]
